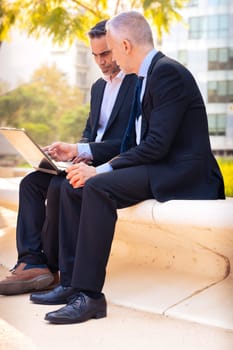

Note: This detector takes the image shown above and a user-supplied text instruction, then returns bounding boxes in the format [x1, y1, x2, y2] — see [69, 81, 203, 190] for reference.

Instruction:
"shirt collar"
[138, 48, 158, 78]
[103, 70, 125, 83]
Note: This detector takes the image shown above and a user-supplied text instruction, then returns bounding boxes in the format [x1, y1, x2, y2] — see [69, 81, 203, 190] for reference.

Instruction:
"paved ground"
[1, 288, 233, 350]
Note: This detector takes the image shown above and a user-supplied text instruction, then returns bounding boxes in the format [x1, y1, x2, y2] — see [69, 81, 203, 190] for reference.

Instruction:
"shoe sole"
[44, 311, 107, 324]
[0, 274, 54, 295]
[30, 297, 68, 305]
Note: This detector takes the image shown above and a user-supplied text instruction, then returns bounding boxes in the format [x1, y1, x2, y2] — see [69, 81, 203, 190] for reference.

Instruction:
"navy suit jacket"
[110, 52, 225, 201]
[81, 74, 137, 166]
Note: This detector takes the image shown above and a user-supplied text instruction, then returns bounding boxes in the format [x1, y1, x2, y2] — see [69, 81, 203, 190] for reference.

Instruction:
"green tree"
[0, 0, 189, 46]
[31, 64, 84, 139]
[0, 65, 85, 145]
[0, 82, 58, 144]
[59, 104, 90, 142]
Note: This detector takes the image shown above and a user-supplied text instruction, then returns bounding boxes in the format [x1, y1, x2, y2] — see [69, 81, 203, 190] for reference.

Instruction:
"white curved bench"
[0, 177, 21, 211]
[0, 176, 233, 330]
[105, 198, 233, 330]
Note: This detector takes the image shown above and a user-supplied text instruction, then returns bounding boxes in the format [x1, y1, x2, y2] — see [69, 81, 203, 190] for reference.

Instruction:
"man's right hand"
[43, 142, 78, 162]
[66, 162, 97, 188]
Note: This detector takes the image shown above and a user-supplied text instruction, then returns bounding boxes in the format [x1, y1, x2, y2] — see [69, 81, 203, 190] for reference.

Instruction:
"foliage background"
[0, 65, 87, 145]
[0, 0, 232, 196]
[0, 0, 190, 144]
[217, 158, 233, 197]
[0, 1, 189, 145]
[0, 1, 189, 46]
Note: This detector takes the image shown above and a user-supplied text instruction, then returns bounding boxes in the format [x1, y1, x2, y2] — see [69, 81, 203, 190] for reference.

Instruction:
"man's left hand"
[66, 162, 96, 188]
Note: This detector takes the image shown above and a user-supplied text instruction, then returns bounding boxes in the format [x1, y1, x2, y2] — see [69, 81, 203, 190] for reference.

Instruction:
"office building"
[162, 0, 233, 155]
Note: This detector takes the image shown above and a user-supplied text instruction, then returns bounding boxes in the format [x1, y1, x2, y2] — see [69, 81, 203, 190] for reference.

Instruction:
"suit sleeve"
[110, 63, 189, 169]
[89, 140, 122, 166]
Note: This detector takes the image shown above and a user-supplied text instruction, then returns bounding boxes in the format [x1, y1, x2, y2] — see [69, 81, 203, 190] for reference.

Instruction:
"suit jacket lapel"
[90, 79, 106, 141]
[141, 51, 165, 140]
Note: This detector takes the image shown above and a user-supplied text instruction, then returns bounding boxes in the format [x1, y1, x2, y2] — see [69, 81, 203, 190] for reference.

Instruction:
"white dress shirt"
[77, 71, 125, 159]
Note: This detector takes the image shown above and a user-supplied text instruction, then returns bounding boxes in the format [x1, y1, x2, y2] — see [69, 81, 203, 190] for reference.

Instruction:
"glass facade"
[162, 0, 233, 148]
[188, 17, 204, 39]
[189, 15, 229, 39]
[208, 15, 229, 39]
[187, 0, 199, 6]
[208, 0, 228, 5]
[208, 48, 233, 70]
[208, 113, 226, 135]
[187, 3, 232, 138]
[208, 81, 233, 103]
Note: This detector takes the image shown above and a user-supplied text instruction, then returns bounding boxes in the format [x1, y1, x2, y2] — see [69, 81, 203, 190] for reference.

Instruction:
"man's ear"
[122, 39, 132, 54]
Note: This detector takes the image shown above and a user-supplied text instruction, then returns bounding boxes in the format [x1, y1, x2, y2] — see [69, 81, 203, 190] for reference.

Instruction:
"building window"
[208, 113, 226, 135]
[178, 50, 188, 66]
[189, 15, 229, 39]
[208, 0, 228, 5]
[229, 80, 233, 97]
[208, 80, 233, 102]
[189, 17, 204, 39]
[207, 15, 228, 39]
[187, 0, 198, 6]
[208, 48, 233, 70]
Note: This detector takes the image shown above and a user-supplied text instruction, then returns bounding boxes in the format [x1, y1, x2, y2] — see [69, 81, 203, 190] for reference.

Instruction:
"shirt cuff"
[96, 163, 113, 174]
[77, 143, 93, 159]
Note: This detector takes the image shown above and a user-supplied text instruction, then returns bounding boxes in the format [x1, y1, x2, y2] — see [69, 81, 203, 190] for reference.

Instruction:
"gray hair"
[106, 11, 154, 46]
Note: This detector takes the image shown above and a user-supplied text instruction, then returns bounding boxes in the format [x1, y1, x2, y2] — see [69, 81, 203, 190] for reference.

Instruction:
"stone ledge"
[108, 198, 233, 330]
[118, 198, 233, 229]
[0, 178, 21, 211]
[0, 167, 30, 178]
[0, 176, 233, 330]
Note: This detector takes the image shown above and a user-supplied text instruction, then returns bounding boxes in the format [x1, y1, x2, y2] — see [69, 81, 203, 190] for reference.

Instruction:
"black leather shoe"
[30, 284, 78, 305]
[44, 292, 107, 324]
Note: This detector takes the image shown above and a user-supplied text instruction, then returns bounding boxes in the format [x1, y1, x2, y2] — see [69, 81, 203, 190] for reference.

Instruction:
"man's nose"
[98, 56, 106, 65]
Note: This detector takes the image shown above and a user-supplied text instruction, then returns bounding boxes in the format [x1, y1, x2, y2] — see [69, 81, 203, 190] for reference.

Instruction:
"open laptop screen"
[0, 127, 71, 175]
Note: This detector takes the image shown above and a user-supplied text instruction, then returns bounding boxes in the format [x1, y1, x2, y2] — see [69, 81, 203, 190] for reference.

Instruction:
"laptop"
[0, 127, 72, 175]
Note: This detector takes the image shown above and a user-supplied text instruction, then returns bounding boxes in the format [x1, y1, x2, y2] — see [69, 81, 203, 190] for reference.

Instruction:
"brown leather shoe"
[45, 271, 60, 291]
[52, 272, 60, 286]
[0, 263, 54, 295]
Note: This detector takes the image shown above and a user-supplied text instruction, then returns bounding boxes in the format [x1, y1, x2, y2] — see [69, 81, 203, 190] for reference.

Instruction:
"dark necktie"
[120, 77, 143, 153]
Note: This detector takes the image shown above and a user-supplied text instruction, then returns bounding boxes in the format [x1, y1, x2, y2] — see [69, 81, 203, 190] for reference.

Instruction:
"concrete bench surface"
[0, 175, 233, 333]
[111, 198, 233, 331]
